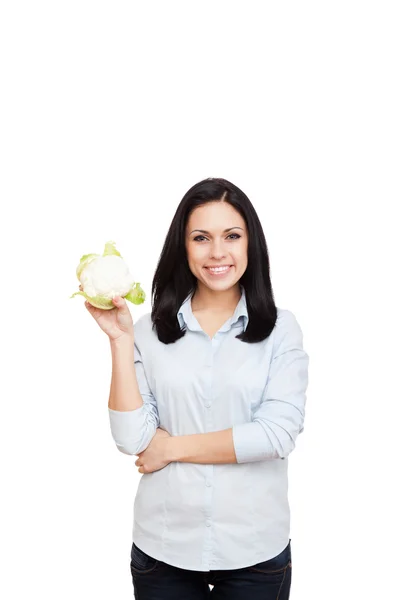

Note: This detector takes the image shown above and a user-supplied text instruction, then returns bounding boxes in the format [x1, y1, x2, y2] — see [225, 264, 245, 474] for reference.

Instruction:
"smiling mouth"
[204, 265, 233, 275]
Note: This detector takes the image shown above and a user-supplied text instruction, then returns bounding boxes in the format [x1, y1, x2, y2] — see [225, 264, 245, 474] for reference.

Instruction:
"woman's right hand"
[81, 285, 134, 342]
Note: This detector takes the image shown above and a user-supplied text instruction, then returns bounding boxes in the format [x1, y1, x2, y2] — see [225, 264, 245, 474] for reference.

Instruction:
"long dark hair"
[150, 177, 278, 344]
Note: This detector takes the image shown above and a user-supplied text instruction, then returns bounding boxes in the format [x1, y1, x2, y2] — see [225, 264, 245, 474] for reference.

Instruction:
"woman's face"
[185, 201, 248, 291]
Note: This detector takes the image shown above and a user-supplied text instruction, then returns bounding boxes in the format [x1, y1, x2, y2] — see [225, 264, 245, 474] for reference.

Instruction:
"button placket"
[204, 340, 214, 423]
[203, 471, 214, 567]
[203, 336, 219, 569]
[205, 336, 218, 412]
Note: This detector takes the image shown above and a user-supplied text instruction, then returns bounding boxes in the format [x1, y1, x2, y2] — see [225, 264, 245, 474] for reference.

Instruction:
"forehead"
[186, 202, 245, 229]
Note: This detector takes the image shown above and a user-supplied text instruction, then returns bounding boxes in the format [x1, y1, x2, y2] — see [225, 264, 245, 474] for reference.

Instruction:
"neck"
[191, 283, 241, 312]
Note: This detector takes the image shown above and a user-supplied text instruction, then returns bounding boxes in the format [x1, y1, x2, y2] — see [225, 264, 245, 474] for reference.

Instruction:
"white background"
[1, 1, 399, 598]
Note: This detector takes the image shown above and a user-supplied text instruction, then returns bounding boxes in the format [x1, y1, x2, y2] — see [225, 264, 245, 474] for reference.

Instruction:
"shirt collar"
[177, 285, 249, 333]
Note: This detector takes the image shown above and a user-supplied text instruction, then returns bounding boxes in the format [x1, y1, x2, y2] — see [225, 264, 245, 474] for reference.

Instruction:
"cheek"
[190, 247, 208, 264]
[186, 245, 198, 263]
[233, 245, 247, 262]
[239, 242, 248, 260]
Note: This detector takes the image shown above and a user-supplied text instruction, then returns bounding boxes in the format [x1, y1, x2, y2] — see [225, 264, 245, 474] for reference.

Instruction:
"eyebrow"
[189, 227, 244, 235]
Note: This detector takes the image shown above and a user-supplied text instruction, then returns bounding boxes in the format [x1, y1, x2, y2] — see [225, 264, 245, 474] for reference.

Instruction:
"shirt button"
[206, 520, 212, 527]
[205, 402, 211, 408]
[206, 481, 212, 487]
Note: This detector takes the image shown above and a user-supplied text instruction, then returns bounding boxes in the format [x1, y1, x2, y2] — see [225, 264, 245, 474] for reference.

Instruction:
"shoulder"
[134, 311, 153, 335]
[274, 307, 304, 345]
[132, 312, 155, 357]
[134, 310, 152, 327]
[276, 307, 300, 328]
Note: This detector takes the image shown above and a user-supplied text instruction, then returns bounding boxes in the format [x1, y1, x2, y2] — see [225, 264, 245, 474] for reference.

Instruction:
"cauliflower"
[70, 241, 146, 310]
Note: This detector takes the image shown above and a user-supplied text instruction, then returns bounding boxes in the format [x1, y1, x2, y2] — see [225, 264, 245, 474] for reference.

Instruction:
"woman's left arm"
[231, 310, 309, 463]
[169, 310, 309, 465]
[166, 428, 237, 464]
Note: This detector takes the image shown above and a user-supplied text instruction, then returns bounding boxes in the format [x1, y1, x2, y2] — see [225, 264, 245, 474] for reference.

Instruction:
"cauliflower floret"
[80, 255, 135, 299]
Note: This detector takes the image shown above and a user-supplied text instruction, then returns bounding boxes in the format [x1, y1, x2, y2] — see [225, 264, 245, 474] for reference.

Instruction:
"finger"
[112, 296, 128, 310]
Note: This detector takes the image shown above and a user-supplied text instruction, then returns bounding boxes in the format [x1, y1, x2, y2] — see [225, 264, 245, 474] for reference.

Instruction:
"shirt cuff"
[108, 405, 147, 455]
[232, 421, 276, 463]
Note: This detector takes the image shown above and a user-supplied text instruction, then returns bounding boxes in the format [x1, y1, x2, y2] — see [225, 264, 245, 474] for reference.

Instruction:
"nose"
[209, 239, 227, 260]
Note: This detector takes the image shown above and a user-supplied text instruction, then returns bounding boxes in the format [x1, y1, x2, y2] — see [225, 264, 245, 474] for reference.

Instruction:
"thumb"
[112, 296, 128, 310]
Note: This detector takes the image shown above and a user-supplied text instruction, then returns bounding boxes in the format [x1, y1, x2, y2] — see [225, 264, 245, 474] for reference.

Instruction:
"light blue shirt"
[108, 285, 309, 571]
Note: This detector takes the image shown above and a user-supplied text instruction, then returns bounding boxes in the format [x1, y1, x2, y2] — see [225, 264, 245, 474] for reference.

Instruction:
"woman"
[85, 177, 309, 599]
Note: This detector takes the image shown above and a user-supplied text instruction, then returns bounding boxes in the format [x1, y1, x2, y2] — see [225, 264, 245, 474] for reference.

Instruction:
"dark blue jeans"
[130, 539, 292, 599]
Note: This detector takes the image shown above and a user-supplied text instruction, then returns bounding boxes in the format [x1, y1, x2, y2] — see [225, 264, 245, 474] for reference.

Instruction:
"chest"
[192, 310, 234, 339]
[145, 332, 273, 433]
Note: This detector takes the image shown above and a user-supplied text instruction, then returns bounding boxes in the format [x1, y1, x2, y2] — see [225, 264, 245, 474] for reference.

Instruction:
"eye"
[193, 233, 241, 242]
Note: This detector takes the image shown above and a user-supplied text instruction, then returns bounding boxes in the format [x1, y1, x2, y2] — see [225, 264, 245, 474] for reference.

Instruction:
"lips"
[204, 265, 233, 276]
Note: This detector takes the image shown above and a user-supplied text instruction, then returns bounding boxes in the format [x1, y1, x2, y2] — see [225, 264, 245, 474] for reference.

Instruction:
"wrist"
[166, 436, 182, 463]
[110, 334, 134, 349]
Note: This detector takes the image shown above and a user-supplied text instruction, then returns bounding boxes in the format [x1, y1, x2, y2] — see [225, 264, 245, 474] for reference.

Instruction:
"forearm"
[108, 336, 156, 455]
[167, 428, 238, 464]
[108, 336, 143, 411]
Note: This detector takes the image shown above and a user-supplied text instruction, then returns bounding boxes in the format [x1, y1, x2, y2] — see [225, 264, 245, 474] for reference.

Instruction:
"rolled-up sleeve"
[108, 336, 160, 456]
[232, 310, 309, 463]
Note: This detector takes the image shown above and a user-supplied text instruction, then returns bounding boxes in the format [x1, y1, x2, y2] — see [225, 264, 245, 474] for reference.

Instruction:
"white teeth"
[207, 266, 230, 273]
